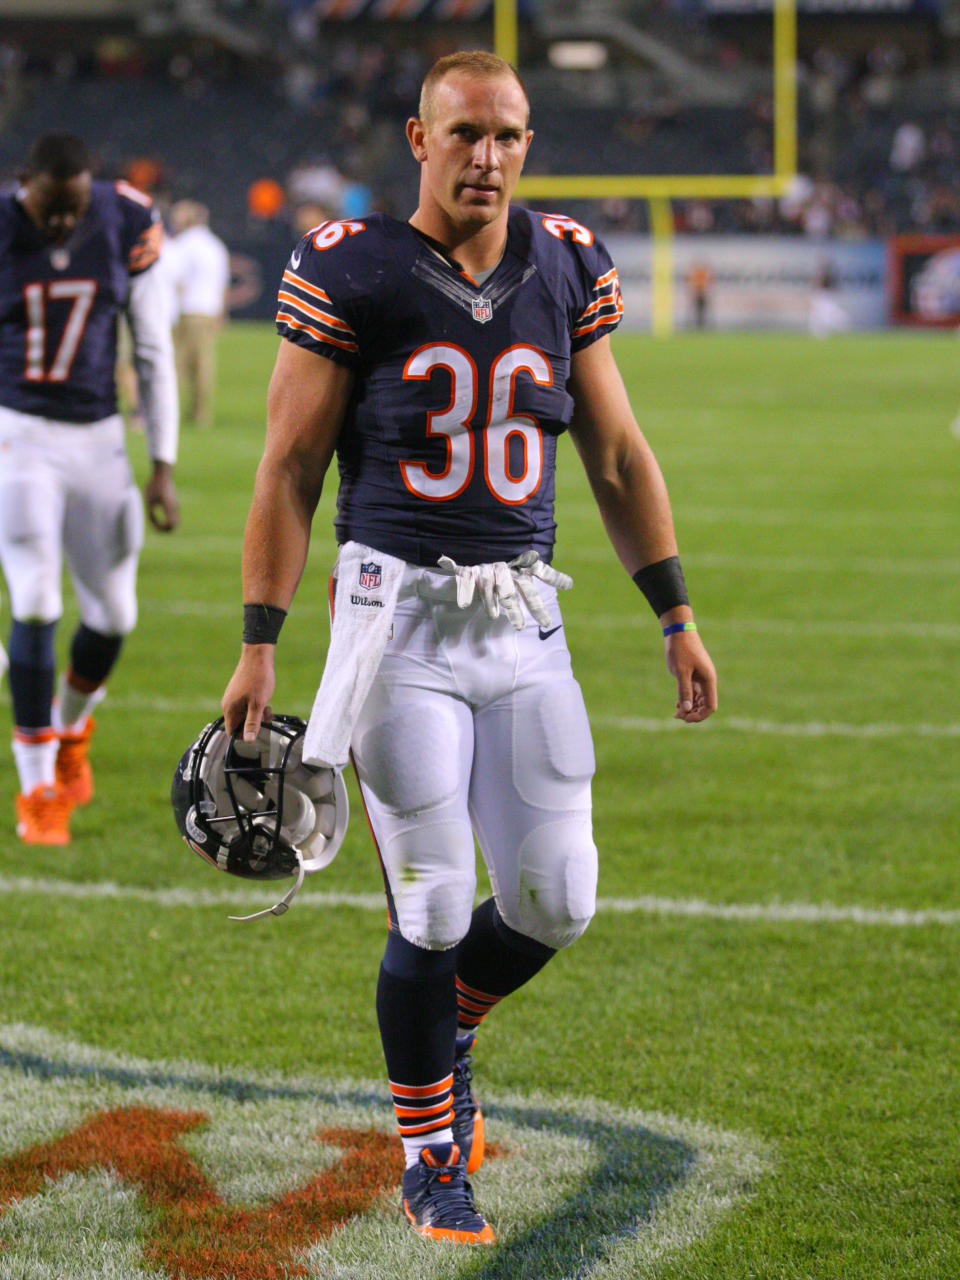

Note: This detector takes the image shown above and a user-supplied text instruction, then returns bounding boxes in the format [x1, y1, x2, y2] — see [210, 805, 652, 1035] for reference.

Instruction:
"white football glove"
[437, 552, 572, 630]
[507, 551, 573, 627]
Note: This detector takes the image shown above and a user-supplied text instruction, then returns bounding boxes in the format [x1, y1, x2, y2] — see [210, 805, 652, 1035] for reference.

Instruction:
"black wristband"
[632, 556, 690, 617]
[242, 603, 287, 645]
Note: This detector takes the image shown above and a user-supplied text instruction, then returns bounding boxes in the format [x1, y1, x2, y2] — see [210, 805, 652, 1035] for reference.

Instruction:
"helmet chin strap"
[228, 847, 329, 923]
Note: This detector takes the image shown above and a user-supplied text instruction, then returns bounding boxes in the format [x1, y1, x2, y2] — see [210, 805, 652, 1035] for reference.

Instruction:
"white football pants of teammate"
[0, 407, 143, 633]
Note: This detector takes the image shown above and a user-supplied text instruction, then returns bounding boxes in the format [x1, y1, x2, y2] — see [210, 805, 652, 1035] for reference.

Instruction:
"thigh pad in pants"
[0, 437, 64, 621]
[353, 684, 477, 951]
[471, 675, 598, 950]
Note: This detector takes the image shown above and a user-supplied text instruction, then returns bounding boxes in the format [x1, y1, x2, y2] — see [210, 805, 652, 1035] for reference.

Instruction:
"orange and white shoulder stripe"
[572, 267, 624, 339]
[276, 268, 358, 354]
[114, 179, 153, 208]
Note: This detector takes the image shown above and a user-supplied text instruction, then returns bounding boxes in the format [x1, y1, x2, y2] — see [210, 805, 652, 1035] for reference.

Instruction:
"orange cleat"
[452, 1034, 485, 1175]
[15, 784, 73, 846]
[56, 717, 95, 807]
[401, 1142, 494, 1244]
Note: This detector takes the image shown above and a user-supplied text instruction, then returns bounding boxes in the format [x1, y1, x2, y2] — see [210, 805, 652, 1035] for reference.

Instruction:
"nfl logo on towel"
[359, 562, 382, 590]
[472, 296, 493, 323]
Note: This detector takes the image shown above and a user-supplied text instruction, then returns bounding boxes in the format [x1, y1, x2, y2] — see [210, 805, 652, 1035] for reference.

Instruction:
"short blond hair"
[418, 50, 529, 128]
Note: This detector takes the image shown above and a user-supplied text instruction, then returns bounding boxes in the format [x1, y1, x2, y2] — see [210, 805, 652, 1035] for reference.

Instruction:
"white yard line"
[564, 547, 960, 575]
[672, 505, 957, 531]
[596, 714, 960, 738]
[139, 605, 960, 639]
[0, 690, 952, 739]
[557, 501, 957, 530]
[574, 615, 960, 638]
[2, 875, 957, 927]
[139, 600, 328, 617]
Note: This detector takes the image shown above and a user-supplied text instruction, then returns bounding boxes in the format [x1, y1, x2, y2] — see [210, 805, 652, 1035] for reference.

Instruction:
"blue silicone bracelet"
[662, 621, 698, 636]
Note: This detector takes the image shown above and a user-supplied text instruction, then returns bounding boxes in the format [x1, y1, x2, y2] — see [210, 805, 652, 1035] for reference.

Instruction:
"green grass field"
[1, 327, 958, 1279]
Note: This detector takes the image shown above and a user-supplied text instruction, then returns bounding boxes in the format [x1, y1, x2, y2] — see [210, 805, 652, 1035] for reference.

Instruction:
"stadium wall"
[606, 235, 887, 332]
[225, 235, 897, 332]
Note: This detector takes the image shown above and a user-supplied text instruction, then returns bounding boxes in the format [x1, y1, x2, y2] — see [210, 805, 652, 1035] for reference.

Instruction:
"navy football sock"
[378, 932, 459, 1152]
[455, 898, 556, 1034]
[8, 620, 57, 729]
[69, 624, 122, 689]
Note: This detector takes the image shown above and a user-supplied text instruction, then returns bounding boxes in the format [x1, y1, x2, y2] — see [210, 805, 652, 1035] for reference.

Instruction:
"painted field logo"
[0, 1107, 402, 1280]
[0, 1026, 769, 1280]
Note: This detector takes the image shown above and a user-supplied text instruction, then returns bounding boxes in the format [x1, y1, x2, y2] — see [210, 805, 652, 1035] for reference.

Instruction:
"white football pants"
[351, 562, 598, 953]
[0, 407, 144, 633]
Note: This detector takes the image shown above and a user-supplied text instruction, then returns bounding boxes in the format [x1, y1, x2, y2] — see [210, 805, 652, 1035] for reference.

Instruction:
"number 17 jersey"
[275, 206, 623, 567]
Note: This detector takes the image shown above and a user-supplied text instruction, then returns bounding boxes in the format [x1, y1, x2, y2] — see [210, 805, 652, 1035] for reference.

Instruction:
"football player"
[0, 133, 179, 844]
[221, 52, 717, 1244]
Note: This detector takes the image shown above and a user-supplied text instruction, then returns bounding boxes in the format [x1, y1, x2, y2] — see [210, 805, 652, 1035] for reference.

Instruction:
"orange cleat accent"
[400, 1141, 494, 1245]
[403, 1199, 495, 1244]
[452, 1033, 485, 1174]
[56, 717, 95, 807]
[15, 784, 73, 846]
[465, 1108, 485, 1176]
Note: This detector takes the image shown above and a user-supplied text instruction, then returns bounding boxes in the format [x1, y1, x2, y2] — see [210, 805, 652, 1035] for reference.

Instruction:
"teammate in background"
[808, 260, 852, 338]
[166, 199, 230, 430]
[0, 133, 179, 845]
[686, 259, 714, 330]
[221, 52, 716, 1244]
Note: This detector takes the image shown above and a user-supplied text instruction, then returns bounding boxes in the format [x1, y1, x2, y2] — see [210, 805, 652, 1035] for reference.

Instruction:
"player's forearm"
[240, 460, 318, 610]
[582, 433, 680, 577]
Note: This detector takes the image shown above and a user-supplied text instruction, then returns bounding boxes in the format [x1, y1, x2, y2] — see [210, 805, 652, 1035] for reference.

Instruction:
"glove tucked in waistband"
[436, 550, 573, 631]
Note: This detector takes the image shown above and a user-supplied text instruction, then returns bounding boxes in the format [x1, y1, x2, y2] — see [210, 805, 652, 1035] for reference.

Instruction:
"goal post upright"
[496, 0, 798, 332]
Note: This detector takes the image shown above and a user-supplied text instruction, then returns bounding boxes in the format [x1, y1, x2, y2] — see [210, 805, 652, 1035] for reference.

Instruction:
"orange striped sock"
[390, 1073, 455, 1168]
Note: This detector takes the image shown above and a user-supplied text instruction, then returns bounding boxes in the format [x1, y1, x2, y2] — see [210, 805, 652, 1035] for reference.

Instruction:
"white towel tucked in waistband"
[302, 542, 405, 770]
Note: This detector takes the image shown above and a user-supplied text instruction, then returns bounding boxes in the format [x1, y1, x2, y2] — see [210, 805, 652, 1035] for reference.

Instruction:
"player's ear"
[406, 117, 427, 163]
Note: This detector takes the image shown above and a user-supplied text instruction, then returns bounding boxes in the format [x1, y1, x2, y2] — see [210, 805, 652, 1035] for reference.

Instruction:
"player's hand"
[145, 461, 180, 532]
[221, 646, 275, 741]
[664, 630, 718, 723]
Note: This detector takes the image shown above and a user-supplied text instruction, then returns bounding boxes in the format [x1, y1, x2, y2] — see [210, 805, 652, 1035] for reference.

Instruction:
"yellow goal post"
[495, 0, 798, 333]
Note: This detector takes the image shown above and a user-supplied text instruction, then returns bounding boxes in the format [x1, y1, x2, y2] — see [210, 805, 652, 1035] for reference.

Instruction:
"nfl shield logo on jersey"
[359, 562, 382, 590]
[472, 296, 493, 324]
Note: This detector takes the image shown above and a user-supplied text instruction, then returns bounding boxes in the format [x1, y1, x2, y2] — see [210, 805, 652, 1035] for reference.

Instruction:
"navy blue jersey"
[275, 208, 623, 566]
[0, 179, 161, 423]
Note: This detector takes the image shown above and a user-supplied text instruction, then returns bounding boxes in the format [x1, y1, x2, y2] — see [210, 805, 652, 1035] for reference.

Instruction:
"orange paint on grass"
[0, 1106, 405, 1279]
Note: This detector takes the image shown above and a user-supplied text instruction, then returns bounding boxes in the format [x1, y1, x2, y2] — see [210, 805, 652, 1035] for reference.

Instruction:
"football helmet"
[172, 715, 348, 922]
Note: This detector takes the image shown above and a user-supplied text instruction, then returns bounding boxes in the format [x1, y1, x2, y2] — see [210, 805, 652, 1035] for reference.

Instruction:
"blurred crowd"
[0, 18, 958, 243]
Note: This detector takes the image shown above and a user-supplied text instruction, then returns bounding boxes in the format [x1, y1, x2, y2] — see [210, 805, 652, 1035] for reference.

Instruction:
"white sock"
[53, 675, 105, 733]
[402, 1125, 455, 1169]
[12, 736, 58, 794]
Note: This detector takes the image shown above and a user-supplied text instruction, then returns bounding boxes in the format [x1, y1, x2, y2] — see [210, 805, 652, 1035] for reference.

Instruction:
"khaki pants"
[174, 313, 221, 428]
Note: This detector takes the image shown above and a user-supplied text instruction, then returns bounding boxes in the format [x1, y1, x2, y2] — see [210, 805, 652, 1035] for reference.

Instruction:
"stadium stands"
[0, 6, 957, 243]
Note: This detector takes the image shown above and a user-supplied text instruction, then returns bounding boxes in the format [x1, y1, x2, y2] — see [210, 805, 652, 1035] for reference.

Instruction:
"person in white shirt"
[166, 200, 230, 428]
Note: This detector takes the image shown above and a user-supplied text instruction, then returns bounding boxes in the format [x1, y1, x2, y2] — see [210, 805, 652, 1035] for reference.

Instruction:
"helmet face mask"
[172, 715, 348, 918]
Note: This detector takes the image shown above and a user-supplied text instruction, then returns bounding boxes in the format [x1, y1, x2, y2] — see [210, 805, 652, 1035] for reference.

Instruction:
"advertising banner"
[604, 234, 887, 332]
[887, 234, 960, 326]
